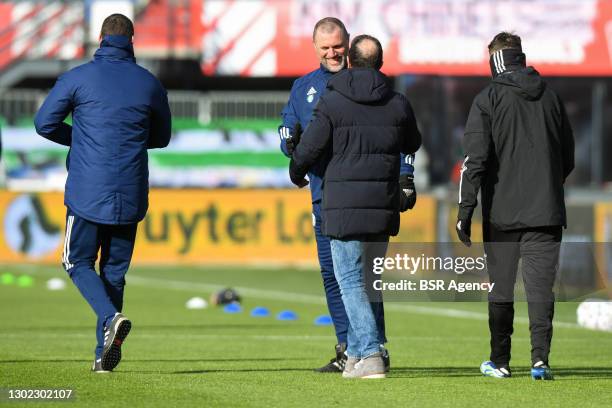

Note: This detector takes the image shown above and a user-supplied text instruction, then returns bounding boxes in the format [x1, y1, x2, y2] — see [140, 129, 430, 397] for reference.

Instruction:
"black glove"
[399, 174, 417, 211]
[456, 217, 472, 247]
[280, 123, 302, 156]
[289, 157, 309, 188]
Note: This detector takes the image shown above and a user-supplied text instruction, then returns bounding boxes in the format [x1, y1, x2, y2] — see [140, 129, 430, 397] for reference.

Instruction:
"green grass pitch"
[1, 264, 611, 407]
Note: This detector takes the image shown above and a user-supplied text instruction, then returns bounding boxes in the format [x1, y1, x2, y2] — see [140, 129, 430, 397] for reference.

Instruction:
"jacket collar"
[94, 35, 135, 62]
[489, 48, 526, 77]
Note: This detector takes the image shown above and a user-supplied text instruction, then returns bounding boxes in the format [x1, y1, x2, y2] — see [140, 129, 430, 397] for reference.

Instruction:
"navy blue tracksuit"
[35, 35, 171, 358]
[280, 65, 415, 345]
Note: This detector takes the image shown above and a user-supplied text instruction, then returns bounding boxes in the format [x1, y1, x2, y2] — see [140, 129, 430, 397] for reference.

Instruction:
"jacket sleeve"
[400, 154, 415, 175]
[559, 99, 574, 181]
[290, 98, 332, 179]
[279, 80, 300, 158]
[458, 93, 492, 220]
[401, 98, 422, 155]
[34, 74, 73, 146]
[148, 82, 172, 149]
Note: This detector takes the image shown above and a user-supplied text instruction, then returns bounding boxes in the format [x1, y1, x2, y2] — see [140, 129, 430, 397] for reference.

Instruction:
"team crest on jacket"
[307, 87, 317, 103]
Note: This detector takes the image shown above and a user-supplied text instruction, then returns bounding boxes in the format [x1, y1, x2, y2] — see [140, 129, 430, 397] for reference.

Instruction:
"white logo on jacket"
[306, 87, 317, 103]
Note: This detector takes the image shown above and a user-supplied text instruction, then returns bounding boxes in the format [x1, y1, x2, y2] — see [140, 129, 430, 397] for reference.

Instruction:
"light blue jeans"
[330, 237, 388, 359]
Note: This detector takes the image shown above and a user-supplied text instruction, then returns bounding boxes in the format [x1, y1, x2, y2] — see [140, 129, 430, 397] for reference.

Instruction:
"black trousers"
[483, 223, 562, 367]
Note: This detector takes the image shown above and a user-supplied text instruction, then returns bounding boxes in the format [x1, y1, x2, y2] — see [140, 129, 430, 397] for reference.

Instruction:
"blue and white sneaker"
[480, 361, 511, 378]
[531, 361, 554, 380]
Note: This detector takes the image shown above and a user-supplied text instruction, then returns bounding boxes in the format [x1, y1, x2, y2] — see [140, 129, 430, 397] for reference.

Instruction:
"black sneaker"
[101, 313, 131, 371]
[315, 343, 347, 373]
[91, 358, 111, 373]
[381, 346, 390, 372]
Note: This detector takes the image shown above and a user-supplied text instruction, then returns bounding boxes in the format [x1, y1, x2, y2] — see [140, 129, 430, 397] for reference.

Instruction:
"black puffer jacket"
[290, 68, 421, 239]
[459, 67, 574, 229]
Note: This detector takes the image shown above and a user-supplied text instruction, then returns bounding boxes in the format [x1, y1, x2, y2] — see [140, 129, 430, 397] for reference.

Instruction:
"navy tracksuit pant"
[62, 208, 137, 359]
[312, 202, 387, 345]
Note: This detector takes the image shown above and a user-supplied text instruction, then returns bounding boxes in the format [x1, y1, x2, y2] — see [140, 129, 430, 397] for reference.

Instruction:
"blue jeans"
[313, 202, 386, 347]
[330, 237, 388, 358]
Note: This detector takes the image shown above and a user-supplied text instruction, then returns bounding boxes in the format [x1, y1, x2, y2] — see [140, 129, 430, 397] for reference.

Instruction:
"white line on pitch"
[2, 268, 584, 331]
[126, 275, 583, 330]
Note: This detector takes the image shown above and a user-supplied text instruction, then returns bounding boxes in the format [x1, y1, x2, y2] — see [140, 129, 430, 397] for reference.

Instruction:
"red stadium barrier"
[201, 0, 612, 77]
[134, 0, 203, 58]
[0, 2, 84, 71]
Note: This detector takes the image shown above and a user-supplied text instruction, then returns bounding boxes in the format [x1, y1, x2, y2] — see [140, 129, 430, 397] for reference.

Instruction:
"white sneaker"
[343, 352, 385, 379]
[342, 357, 360, 378]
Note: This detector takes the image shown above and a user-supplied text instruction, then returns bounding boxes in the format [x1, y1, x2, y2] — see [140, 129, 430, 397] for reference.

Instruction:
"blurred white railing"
[0, 89, 289, 125]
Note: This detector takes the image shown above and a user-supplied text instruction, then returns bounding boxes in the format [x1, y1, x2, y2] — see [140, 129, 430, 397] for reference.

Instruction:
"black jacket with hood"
[290, 68, 421, 239]
[458, 66, 574, 230]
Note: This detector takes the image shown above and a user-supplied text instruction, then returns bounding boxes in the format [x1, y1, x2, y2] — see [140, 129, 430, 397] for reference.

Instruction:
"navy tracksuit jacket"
[35, 35, 171, 225]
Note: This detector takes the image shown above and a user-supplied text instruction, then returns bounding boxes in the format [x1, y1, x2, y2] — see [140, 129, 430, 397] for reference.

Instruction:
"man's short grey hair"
[312, 17, 349, 42]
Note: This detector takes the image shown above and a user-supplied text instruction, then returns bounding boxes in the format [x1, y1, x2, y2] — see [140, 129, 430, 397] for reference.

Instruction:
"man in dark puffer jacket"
[290, 34, 421, 379]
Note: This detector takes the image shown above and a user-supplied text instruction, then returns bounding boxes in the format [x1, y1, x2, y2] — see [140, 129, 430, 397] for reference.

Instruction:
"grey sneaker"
[342, 357, 360, 378]
[101, 313, 131, 371]
[342, 352, 385, 379]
